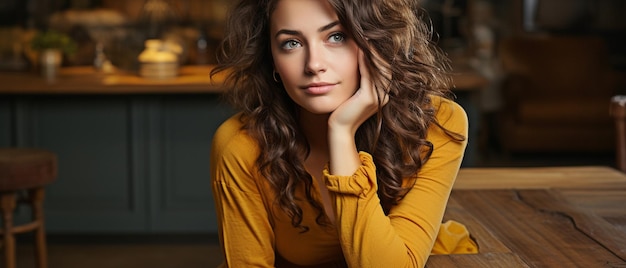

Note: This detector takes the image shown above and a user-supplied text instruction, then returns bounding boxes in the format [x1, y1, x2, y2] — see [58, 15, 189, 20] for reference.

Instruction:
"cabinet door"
[5, 95, 235, 233]
[16, 96, 148, 232]
[148, 95, 234, 232]
[0, 98, 10, 146]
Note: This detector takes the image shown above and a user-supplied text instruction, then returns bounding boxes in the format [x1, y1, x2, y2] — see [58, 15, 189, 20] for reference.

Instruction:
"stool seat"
[0, 147, 57, 268]
[0, 148, 57, 191]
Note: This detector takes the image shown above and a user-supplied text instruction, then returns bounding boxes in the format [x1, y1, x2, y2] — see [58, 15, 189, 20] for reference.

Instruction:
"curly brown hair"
[211, 0, 463, 232]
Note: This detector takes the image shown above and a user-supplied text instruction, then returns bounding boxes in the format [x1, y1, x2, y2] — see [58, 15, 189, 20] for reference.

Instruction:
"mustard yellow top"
[211, 96, 471, 267]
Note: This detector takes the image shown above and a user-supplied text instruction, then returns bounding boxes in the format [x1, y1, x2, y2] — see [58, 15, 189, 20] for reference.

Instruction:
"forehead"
[270, 0, 338, 31]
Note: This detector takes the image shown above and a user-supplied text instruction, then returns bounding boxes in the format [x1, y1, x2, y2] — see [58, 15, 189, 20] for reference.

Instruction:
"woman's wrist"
[328, 127, 360, 176]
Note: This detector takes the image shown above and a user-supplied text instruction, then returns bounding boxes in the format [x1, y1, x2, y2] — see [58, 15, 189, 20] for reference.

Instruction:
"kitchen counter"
[0, 65, 225, 94]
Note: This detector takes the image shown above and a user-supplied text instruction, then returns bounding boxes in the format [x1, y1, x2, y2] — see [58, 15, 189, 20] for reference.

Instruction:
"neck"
[299, 110, 329, 153]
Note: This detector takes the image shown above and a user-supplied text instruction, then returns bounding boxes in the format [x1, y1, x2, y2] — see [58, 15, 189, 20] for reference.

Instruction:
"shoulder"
[213, 113, 252, 145]
[210, 113, 260, 181]
[430, 95, 468, 136]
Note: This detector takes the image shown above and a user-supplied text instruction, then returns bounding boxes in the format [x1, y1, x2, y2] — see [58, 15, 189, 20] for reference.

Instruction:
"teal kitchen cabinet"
[1, 95, 234, 233]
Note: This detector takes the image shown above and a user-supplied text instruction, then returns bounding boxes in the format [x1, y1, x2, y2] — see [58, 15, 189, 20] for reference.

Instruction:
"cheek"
[274, 60, 303, 101]
[340, 44, 360, 78]
[272, 56, 301, 85]
[339, 53, 360, 89]
[276, 67, 300, 92]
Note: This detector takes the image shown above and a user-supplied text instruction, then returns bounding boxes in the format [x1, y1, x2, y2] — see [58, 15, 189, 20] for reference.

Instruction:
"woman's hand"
[327, 50, 389, 176]
[328, 50, 389, 135]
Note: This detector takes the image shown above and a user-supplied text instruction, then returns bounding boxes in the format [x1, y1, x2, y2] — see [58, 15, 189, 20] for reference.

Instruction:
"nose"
[304, 43, 327, 75]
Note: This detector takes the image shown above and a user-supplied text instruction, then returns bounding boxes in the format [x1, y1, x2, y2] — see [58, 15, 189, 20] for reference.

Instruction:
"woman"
[210, 0, 473, 266]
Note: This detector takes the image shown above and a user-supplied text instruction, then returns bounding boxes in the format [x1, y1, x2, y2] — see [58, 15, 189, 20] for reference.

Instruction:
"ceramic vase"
[40, 49, 62, 81]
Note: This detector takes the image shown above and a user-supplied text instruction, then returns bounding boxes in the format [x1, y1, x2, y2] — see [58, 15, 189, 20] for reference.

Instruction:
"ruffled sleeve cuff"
[323, 152, 377, 197]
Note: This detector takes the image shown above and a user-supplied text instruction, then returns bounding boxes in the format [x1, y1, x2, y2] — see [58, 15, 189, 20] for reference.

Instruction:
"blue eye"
[282, 40, 301, 50]
[328, 33, 345, 43]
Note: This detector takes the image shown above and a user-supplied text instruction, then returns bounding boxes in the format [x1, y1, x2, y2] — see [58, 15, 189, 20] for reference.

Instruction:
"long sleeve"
[210, 115, 276, 267]
[323, 99, 468, 267]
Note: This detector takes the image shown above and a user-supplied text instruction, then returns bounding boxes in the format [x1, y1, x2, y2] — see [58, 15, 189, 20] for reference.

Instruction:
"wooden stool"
[0, 148, 57, 268]
[610, 95, 626, 173]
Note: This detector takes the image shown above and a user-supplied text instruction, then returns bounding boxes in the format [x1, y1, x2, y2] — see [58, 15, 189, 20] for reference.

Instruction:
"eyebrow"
[274, 21, 341, 38]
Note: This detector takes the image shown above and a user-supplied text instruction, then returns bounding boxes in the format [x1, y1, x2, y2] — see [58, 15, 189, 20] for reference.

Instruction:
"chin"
[300, 103, 340, 115]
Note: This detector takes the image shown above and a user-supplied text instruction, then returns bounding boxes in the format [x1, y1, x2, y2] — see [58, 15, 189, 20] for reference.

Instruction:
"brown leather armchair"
[497, 36, 622, 153]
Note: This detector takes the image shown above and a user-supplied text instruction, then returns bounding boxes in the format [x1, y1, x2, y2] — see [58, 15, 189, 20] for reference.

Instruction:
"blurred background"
[1, 0, 625, 267]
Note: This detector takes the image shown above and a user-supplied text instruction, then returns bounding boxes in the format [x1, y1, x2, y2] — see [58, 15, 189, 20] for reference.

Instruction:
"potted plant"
[30, 30, 77, 80]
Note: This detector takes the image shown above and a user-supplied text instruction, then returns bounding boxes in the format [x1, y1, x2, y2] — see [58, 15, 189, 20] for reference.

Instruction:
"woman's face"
[270, 0, 360, 115]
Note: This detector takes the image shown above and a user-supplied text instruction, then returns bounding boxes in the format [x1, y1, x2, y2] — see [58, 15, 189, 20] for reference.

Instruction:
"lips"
[301, 82, 336, 95]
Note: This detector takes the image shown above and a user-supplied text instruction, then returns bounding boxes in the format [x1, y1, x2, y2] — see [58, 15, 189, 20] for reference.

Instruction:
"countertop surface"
[0, 65, 225, 94]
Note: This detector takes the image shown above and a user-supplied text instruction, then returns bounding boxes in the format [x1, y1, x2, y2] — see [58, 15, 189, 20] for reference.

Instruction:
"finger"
[358, 49, 371, 91]
[358, 49, 377, 104]
[359, 50, 389, 106]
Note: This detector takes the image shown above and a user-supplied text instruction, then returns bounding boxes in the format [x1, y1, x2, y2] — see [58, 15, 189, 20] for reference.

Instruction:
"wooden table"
[427, 166, 626, 267]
